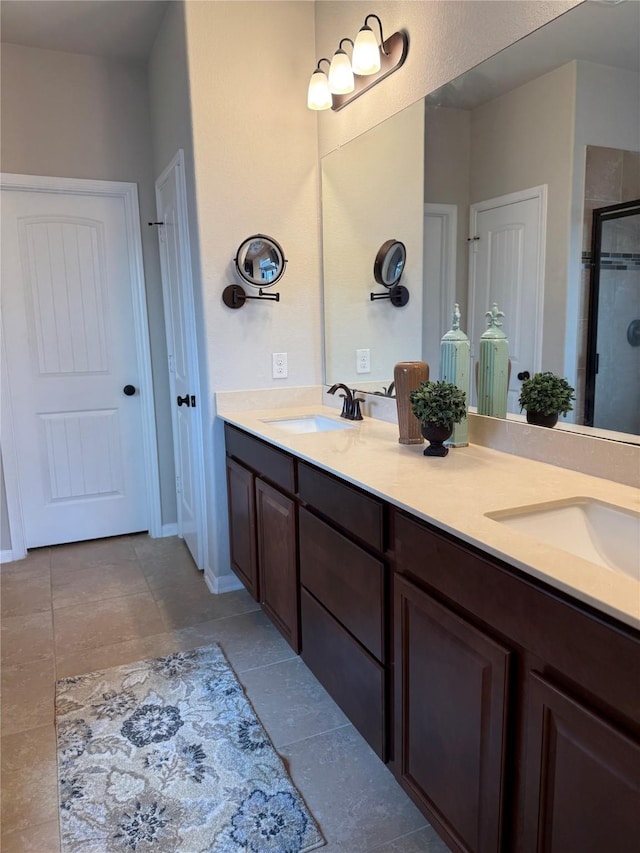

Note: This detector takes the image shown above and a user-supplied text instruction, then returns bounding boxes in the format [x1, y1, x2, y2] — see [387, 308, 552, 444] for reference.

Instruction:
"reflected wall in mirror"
[321, 0, 640, 438]
[323, 99, 424, 391]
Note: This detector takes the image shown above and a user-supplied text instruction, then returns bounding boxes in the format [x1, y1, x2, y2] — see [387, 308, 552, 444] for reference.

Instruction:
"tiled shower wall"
[576, 145, 640, 422]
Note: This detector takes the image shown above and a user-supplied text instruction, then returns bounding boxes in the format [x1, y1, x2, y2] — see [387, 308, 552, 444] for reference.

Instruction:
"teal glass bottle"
[439, 304, 470, 447]
[477, 303, 509, 418]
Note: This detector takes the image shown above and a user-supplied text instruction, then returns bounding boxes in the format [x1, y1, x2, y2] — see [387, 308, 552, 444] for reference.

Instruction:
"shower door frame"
[584, 198, 640, 427]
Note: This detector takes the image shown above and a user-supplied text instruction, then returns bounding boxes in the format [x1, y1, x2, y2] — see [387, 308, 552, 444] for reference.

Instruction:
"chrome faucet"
[328, 383, 364, 420]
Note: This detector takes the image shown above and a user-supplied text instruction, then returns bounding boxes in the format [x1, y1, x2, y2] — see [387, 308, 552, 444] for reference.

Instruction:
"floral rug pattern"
[55, 644, 325, 853]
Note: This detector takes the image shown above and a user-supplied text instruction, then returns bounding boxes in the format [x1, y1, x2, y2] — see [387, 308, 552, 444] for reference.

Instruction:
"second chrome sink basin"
[486, 498, 640, 581]
[260, 414, 355, 434]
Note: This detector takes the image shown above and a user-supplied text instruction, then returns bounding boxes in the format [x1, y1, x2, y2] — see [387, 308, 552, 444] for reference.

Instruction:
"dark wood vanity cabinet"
[393, 509, 640, 853]
[224, 424, 299, 651]
[224, 422, 639, 853]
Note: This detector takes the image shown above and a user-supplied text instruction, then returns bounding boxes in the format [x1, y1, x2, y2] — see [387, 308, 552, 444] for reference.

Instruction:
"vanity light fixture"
[308, 14, 408, 112]
[307, 58, 332, 110]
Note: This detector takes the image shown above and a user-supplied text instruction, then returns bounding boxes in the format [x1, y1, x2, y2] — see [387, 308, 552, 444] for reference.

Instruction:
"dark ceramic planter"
[525, 410, 559, 428]
[421, 422, 453, 456]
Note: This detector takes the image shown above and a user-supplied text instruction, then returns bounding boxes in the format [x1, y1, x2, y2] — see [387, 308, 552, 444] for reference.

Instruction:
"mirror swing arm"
[222, 234, 287, 310]
[222, 285, 280, 309]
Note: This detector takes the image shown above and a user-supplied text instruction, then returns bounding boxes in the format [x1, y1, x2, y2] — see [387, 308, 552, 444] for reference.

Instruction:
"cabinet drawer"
[300, 507, 385, 661]
[298, 462, 384, 551]
[301, 588, 387, 760]
[225, 424, 295, 494]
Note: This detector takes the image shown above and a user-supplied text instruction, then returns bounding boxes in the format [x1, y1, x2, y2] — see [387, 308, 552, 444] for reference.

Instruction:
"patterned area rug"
[55, 644, 325, 852]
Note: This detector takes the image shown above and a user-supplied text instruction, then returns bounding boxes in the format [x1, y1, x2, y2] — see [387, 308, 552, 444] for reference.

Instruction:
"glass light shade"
[307, 69, 332, 110]
[328, 49, 354, 94]
[352, 26, 381, 75]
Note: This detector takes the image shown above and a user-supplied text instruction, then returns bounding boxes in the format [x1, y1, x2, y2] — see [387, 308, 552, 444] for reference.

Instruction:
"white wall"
[185, 1, 322, 393]
[0, 42, 177, 542]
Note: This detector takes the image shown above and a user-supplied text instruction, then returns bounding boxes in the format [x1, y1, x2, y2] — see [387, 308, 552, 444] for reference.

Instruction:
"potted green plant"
[410, 380, 467, 456]
[518, 371, 575, 428]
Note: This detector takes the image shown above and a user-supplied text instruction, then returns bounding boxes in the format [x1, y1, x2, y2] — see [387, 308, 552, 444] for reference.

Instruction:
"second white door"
[155, 152, 206, 570]
[468, 188, 546, 413]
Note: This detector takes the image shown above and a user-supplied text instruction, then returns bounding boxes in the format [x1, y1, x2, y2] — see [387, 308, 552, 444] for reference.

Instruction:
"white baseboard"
[0, 549, 17, 564]
[204, 569, 244, 595]
[160, 523, 179, 537]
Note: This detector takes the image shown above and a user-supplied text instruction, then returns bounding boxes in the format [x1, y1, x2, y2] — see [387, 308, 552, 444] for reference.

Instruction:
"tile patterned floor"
[0, 535, 450, 852]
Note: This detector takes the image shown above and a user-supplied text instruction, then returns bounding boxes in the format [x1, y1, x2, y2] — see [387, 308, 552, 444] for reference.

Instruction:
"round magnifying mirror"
[373, 239, 406, 288]
[234, 234, 286, 288]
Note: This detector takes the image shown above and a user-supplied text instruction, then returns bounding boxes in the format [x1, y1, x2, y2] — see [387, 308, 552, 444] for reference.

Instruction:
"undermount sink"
[260, 414, 355, 434]
[486, 498, 640, 581]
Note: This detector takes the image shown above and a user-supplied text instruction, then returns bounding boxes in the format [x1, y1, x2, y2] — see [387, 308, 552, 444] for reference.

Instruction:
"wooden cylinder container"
[394, 361, 429, 445]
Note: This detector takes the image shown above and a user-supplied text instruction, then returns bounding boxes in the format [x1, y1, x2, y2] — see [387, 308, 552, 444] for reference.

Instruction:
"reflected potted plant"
[410, 380, 467, 457]
[518, 371, 575, 428]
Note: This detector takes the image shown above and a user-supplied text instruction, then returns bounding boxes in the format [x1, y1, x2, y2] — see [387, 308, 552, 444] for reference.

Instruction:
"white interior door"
[155, 151, 206, 570]
[468, 187, 546, 413]
[1, 181, 154, 548]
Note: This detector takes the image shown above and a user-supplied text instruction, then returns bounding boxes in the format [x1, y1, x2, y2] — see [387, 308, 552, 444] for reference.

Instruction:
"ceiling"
[0, 0, 169, 62]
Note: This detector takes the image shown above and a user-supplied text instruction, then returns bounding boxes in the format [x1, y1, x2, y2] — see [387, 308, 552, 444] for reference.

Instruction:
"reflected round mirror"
[235, 235, 286, 288]
[374, 239, 406, 287]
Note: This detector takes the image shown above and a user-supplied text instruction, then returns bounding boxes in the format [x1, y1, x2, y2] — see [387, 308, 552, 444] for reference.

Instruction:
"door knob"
[177, 394, 191, 407]
[123, 384, 136, 396]
[517, 371, 530, 381]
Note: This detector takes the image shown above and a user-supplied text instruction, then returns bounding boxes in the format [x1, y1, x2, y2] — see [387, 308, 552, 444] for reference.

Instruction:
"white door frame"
[468, 185, 547, 374]
[0, 173, 162, 560]
[155, 150, 208, 572]
[423, 203, 458, 373]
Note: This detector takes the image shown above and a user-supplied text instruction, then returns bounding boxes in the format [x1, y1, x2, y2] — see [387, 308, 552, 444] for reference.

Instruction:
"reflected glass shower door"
[585, 200, 640, 434]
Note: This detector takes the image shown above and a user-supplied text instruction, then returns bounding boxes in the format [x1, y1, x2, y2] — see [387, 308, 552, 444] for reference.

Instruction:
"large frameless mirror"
[321, 1, 639, 440]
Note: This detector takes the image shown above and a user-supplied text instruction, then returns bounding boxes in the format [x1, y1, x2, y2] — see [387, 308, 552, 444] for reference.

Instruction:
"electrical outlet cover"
[272, 352, 288, 379]
[356, 348, 371, 374]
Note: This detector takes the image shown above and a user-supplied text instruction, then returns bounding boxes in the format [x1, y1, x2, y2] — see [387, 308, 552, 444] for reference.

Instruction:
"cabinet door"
[523, 672, 640, 853]
[256, 478, 299, 652]
[225, 456, 258, 599]
[394, 575, 511, 853]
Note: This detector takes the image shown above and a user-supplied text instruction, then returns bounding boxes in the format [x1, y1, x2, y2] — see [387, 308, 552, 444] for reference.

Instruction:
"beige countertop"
[219, 405, 640, 631]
